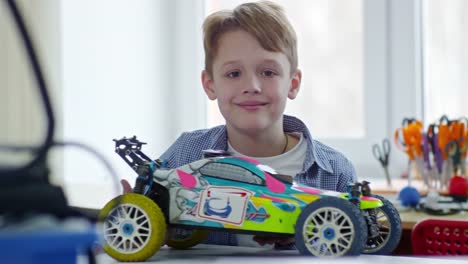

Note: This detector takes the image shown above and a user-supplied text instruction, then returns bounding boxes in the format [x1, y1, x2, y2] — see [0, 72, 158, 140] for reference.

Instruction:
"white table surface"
[94, 244, 468, 264]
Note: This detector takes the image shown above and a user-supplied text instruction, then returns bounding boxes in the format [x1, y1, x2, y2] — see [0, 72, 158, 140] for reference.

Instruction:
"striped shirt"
[159, 115, 357, 246]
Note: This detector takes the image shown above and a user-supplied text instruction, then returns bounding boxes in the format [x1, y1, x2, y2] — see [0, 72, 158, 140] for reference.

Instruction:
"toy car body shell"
[153, 156, 382, 234]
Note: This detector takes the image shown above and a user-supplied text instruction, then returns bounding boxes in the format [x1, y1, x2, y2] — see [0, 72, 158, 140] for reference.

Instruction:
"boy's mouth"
[236, 101, 268, 111]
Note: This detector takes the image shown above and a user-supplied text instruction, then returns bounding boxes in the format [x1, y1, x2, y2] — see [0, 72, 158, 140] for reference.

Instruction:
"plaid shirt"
[160, 115, 357, 246]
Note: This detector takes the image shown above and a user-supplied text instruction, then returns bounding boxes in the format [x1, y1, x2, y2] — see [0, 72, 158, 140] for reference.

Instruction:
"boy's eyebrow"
[261, 59, 282, 67]
[221, 59, 283, 68]
[222, 60, 240, 67]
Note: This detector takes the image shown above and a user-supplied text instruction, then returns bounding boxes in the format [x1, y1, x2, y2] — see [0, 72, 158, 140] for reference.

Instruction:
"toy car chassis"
[99, 136, 402, 261]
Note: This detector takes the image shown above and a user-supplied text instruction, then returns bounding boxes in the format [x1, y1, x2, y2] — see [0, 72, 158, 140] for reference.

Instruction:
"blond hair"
[202, 1, 298, 77]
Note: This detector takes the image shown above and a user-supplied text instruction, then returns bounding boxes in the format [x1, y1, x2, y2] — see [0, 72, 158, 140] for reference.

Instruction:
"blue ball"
[398, 186, 420, 207]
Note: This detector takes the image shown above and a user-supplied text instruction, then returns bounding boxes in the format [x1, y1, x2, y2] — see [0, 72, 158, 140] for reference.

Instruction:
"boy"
[124, 1, 356, 248]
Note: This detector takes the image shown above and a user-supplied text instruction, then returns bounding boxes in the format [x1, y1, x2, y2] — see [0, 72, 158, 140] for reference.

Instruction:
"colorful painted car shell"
[155, 156, 382, 234]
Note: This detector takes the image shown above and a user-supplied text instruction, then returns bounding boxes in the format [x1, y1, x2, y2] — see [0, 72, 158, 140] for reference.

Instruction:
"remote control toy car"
[99, 136, 402, 261]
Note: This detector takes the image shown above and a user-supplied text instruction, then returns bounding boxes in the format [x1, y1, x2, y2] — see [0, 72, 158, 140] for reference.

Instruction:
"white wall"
[60, 0, 206, 207]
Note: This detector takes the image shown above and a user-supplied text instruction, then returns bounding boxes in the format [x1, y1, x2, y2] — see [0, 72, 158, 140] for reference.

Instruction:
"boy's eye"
[262, 70, 277, 77]
[226, 71, 241, 78]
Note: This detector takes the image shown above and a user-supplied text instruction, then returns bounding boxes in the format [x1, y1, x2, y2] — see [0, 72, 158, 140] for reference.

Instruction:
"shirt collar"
[283, 115, 334, 174]
[209, 115, 334, 174]
[209, 125, 228, 150]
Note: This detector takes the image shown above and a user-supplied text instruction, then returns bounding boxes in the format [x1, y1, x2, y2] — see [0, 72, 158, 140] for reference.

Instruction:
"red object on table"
[448, 175, 468, 197]
[412, 219, 468, 255]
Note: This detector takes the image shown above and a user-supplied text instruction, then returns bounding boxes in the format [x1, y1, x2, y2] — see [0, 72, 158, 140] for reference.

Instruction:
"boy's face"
[202, 30, 301, 135]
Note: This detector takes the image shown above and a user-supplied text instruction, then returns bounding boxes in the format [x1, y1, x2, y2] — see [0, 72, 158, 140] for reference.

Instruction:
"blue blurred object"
[398, 186, 420, 207]
[0, 228, 97, 264]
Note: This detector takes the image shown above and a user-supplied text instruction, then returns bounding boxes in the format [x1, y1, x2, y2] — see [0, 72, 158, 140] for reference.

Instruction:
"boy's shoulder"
[312, 139, 347, 159]
[179, 125, 226, 145]
[172, 125, 228, 154]
[311, 139, 354, 172]
[161, 125, 227, 167]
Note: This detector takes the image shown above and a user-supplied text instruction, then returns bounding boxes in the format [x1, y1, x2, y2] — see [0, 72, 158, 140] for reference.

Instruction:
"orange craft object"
[394, 120, 423, 160]
[438, 123, 450, 160]
[455, 119, 468, 159]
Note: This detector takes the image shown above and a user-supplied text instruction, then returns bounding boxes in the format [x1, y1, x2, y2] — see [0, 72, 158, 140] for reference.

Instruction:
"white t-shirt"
[227, 132, 308, 247]
[227, 132, 308, 177]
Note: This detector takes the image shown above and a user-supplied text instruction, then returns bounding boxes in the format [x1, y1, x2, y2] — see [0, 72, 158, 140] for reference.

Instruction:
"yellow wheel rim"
[99, 193, 166, 262]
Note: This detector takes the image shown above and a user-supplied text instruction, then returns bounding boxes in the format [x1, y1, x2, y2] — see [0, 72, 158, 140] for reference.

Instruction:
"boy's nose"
[242, 75, 261, 94]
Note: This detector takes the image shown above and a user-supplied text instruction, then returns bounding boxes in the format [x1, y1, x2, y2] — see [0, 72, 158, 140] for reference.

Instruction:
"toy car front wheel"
[99, 193, 167, 262]
[295, 196, 367, 257]
[166, 228, 210, 249]
[362, 194, 402, 255]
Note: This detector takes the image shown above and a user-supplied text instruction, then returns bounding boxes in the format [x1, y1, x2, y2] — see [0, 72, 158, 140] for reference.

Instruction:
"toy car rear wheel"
[166, 228, 210, 249]
[362, 194, 402, 255]
[99, 193, 167, 262]
[295, 196, 367, 257]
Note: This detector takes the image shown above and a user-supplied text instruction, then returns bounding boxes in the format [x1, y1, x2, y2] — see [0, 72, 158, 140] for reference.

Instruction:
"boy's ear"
[288, 69, 302, 100]
[202, 70, 217, 100]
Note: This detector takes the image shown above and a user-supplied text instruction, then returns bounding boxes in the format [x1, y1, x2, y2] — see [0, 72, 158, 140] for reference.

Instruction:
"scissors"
[422, 132, 437, 189]
[458, 117, 468, 173]
[394, 119, 423, 160]
[372, 138, 391, 186]
[394, 119, 426, 186]
[446, 139, 468, 176]
[438, 117, 467, 185]
[451, 117, 468, 160]
[427, 124, 444, 173]
[427, 124, 444, 189]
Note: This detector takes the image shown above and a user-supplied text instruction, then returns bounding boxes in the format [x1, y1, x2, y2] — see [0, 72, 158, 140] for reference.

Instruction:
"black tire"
[166, 229, 210, 249]
[362, 194, 402, 255]
[295, 196, 367, 257]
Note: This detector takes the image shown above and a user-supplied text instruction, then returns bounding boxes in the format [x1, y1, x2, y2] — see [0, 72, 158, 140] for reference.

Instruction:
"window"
[59, 0, 206, 209]
[422, 0, 468, 124]
[199, 162, 263, 184]
[60, 0, 180, 209]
